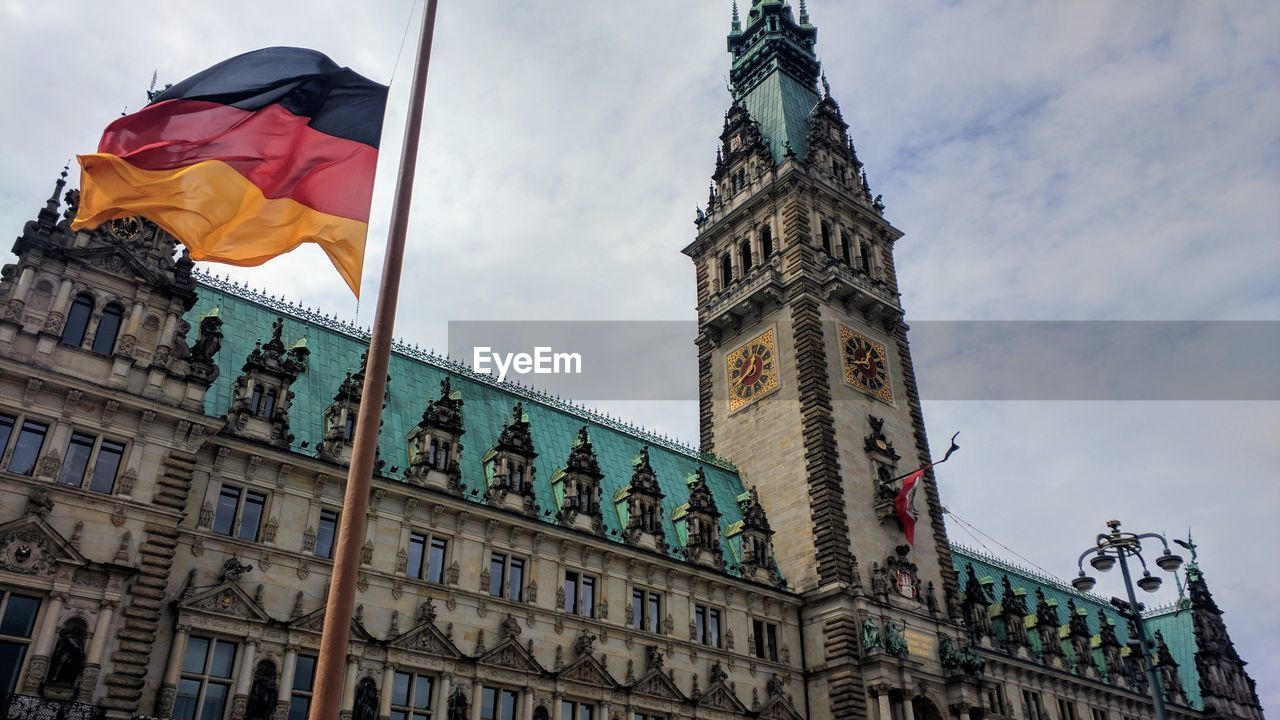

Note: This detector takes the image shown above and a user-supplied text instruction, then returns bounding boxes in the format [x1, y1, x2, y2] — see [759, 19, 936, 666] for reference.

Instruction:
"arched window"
[860, 241, 874, 274]
[262, 389, 277, 418]
[61, 294, 94, 347]
[351, 678, 379, 720]
[244, 660, 278, 720]
[427, 439, 438, 467]
[44, 617, 88, 690]
[343, 414, 356, 442]
[760, 224, 773, 257]
[437, 441, 450, 470]
[250, 385, 264, 415]
[720, 253, 733, 288]
[820, 222, 832, 254]
[740, 240, 753, 273]
[513, 463, 525, 492]
[90, 303, 124, 355]
[841, 231, 852, 264]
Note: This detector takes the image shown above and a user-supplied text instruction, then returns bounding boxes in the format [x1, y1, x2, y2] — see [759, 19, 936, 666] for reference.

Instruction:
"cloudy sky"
[2, 0, 1277, 708]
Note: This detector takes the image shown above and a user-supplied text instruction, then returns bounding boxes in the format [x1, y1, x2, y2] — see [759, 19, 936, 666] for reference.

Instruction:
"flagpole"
[309, 2, 440, 719]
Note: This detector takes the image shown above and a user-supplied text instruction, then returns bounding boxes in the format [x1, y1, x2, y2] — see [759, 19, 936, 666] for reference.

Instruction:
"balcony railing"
[0, 693, 105, 720]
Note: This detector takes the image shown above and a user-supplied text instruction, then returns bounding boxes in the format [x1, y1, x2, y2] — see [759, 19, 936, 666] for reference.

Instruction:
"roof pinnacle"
[731, 1, 741, 33]
[37, 162, 69, 231]
[799, 0, 810, 25]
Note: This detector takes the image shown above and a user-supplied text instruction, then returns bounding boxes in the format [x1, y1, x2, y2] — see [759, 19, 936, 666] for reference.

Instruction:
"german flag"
[72, 47, 388, 296]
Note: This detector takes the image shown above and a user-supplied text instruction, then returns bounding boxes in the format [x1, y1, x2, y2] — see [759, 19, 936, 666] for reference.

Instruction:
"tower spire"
[731, 1, 741, 33]
[36, 163, 69, 232]
[799, 0, 810, 25]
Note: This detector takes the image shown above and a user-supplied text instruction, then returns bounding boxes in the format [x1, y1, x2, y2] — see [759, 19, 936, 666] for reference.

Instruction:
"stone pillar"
[903, 693, 917, 720]
[871, 685, 893, 720]
[522, 686, 533, 719]
[378, 663, 395, 720]
[21, 591, 64, 692]
[340, 655, 359, 720]
[45, 278, 74, 335]
[156, 623, 191, 717]
[552, 692, 563, 720]
[433, 675, 451, 720]
[273, 646, 298, 720]
[78, 600, 116, 702]
[231, 640, 258, 720]
[469, 682, 483, 720]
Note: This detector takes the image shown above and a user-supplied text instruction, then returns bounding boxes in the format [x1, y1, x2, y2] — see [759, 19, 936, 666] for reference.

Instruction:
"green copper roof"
[728, 0, 821, 163]
[952, 544, 1202, 709]
[740, 71, 820, 164]
[185, 273, 757, 579]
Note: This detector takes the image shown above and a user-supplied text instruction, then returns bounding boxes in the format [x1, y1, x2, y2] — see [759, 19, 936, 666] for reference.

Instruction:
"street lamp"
[1071, 520, 1182, 720]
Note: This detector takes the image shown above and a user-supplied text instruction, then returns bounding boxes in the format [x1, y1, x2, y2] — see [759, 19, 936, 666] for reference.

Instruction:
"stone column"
[21, 591, 64, 692]
[469, 682, 483, 720]
[552, 692, 563, 720]
[378, 663, 395, 720]
[340, 655, 360, 720]
[231, 640, 258, 720]
[433, 674, 451, 720]
[156, 623, 191, 717]
[522, 686, 533, 719]
[903, 693, 917, 720]
[274, 646, 299, 720]
[45, 278, 74, 334]
[77, 600, 116, 702]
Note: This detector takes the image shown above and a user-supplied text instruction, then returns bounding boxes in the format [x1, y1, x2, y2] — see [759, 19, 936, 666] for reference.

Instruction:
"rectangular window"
[212, 486, 241, 536]
[480, 687, 519, 720]
[391, 670, 435, 720]
[752, 619, 779, 661]
[0, 592, 41, 694]
[0, 415, 14, 460]
[489, 553, 525, 601]
[174, 635, 236, 720]
[562, 700, 595, 720]
[8, 420, 48, 476]
[634, 715, 667, 720]
[986, 684, 1007, 716]
[1022, 691, 1044, 720]
[1058, 699, 1079, 720]
[694, 605, 721, 647]
[238, 491, 266, 541]
[631, 589, 663, 633]
[407, 534, 449, 583]
[1091, 709, 1109, 720]
[89, 439, 126, 493]
[58, 432, 96, 486]
[316, 510, 338, 559]
[287, 654, 317, 720]
[564, 571, 596, 618]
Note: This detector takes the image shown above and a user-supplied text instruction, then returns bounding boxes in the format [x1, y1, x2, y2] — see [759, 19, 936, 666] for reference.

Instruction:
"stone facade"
[0, 3, 1266, 720]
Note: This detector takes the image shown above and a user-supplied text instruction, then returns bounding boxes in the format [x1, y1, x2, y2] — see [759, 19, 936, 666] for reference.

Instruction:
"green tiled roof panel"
[186, 278, 753, 576]
[951, 545, 1202, 709]
[740, 70, 820, 163]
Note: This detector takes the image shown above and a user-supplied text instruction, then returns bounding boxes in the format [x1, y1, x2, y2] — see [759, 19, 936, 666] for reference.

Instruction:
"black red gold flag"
[72, 47, 388, 295]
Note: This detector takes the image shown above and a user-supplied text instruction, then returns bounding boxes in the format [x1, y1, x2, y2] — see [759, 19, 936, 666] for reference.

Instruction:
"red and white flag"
[890, 432, 960, 546]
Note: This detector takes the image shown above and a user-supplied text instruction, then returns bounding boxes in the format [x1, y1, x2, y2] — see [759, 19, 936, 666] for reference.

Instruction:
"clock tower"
[684, 3, 978, 718]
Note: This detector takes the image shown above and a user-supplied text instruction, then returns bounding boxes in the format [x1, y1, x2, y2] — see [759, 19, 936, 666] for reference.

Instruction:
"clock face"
[839, 325, 893, 402]
[726, 328, 779, 412]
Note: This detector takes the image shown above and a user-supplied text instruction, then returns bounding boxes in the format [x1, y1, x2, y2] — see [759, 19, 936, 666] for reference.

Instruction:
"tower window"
[760, 224, 773, 257]
[262, 389, 277, 418]
[720, 253, 733, 288]
[343, 413, 355, 442]
[840, 231, 852, 264]
[860, 241, 873, 273]
[820, 222, 832, 254]
[61, 293, 94, 347]
[251, 385, 264, 415]
[740, 240, 753, 273]
[90, 302, 124, 355]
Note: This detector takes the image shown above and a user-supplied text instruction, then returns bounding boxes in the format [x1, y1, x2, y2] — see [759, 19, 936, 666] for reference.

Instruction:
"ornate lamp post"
[1069, 520, 1183, 720]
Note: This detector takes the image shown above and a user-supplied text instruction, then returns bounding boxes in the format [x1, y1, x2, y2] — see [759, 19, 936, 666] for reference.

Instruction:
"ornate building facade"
[0, 3, 1265, 720]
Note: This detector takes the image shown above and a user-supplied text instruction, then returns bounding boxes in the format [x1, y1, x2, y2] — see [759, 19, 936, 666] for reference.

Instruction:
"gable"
[179, 582, 272, 622]
[0, 515, 86, 577]
[389, 622, 462, 659]
[630, 669, 687, 702]
[478, 638, 545, 674]
[698, 682, 749, 714]
[557, 653, 617, 689]
[291, 607, 375, 642]
[759, 695, 805, 720]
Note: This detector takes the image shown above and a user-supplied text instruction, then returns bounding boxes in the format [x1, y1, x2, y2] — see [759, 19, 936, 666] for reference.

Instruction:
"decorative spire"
[37, 163, 69, 231]
[798, 0, 810, 25]
[731, 0, 741, 33]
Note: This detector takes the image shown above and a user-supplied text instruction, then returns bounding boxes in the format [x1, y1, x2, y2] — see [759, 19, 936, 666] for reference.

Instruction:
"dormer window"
[90, 302, 123, 355]
[61, 293, 93, 347]
[342, 414, 355, 442]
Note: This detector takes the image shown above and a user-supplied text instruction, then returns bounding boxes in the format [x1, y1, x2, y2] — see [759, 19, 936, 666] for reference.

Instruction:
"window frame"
[57, 430, 127, 493]
[391, 670, 436, 720]
[406, 533, 450, 584]
[479, 686, 520, 720]
[90, 302, 125, 356]
[630, 588, 663, 634]
[752, 618, 779, 661]
[174, 634, 238, 720]
[694, 604, 722, 648]
[287, 653, 318, 720]
[1022, 690, 1044, 720]
[0, 590, 42, 695]
[61, 293, 95, 348]
[488, 552, 525, 602]
[563, 570, 597, 618]
[315, 509, 340, 559]
[561, 699, 596, 720]
[211, 484, 269, 542]
[6, 417, 49, 477]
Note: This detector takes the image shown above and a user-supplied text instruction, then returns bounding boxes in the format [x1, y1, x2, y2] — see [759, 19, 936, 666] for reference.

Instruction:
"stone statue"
[45, 623, 87, 688]
[190, 311, 224, 365]
[884, 619, 908, 658]
[447, 686, 469, 720]
[861, 616, 881, 653]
